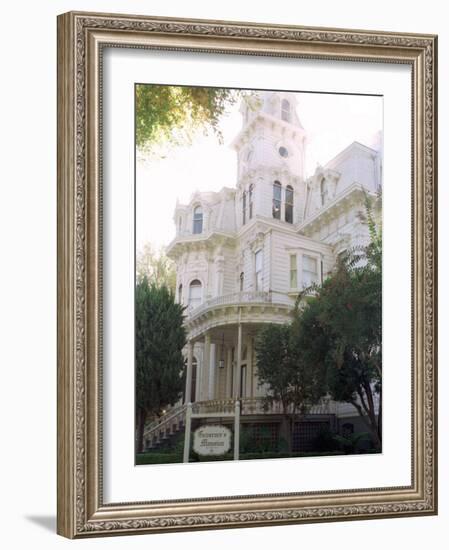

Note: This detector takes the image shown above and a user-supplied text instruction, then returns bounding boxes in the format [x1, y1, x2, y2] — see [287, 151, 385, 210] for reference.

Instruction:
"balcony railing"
[187, 290, 295, 318]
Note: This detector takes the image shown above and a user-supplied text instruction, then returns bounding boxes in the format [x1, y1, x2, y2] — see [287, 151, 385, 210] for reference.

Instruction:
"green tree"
[255, 324, 327, 453]
[136, 243, 176, 292]
[295, 194, 382, 448]
[136, 84, 238, 152]
[135, 278, 187, 453]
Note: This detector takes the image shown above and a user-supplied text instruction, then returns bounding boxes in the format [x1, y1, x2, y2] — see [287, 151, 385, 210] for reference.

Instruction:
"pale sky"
[136, 90, 383, 253]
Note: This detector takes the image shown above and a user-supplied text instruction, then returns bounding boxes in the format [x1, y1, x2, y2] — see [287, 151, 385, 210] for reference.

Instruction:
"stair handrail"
[143, 403, 187, 439]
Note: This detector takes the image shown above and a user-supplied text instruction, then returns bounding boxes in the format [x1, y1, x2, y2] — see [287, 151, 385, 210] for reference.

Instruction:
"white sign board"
[193, 425, 232, 456]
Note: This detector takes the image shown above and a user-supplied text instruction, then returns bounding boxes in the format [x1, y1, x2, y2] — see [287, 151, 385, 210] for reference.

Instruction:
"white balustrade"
[187, 290, 295, 319]
[142, 394, 378, 448]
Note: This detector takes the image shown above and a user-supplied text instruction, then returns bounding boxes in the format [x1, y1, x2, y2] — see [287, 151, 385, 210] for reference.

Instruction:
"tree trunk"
[364, 383, 381, 450]
[136, 407, 147, 454]
[350, 395, 381, 451]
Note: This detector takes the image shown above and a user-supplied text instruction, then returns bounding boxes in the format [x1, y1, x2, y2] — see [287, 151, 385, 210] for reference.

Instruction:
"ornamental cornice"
[167, 231, 236, 258]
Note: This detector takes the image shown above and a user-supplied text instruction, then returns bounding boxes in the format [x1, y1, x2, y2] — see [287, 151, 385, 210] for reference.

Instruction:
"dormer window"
[281, 99, 291, 123]
[320, 178, 329, 206]
[272, 181, 282, 219]
[193, 206, 203, 234]
[285, 185, 294, 223]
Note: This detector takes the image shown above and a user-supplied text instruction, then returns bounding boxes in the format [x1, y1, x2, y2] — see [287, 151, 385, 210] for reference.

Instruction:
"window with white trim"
[188, 280, 202, 309]
[290, 255, 297, 289]
[272, 181, 282, 219]
[193, 206, 203, 234]
[249, 184, 254, 220]
[302, 255, 319, 288]
[320, 178, 328, 206]
[281, 99, 291, 123]
[285, 185, 294, 223]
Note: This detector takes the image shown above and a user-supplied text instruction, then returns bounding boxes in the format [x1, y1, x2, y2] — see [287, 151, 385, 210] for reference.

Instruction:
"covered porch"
[184, 322, 266, 405]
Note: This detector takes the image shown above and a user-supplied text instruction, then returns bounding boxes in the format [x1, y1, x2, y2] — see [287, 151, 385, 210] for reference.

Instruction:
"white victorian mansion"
[145, 91, 382, 452]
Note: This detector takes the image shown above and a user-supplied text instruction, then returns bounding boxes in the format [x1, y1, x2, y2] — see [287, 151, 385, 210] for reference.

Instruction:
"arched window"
[193, 206, 203, 234]
[239, 272, 244, 292]
[178, 284, 183, 304]
[285, 185, 294, 223]
[281, 99, 291, 122]
[248, 184, 254, 220]
[242, 191, 247, 225]
[320, 178, 328, 206]
[272, 181, 282, 219]
[188, 280, 202, 309]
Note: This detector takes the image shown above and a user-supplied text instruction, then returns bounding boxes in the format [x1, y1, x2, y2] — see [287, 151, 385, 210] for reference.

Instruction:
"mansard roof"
[323, 141, 380, 172]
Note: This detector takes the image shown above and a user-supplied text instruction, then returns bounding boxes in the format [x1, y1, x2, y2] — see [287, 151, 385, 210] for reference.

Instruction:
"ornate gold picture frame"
[57, 11, 437, 538]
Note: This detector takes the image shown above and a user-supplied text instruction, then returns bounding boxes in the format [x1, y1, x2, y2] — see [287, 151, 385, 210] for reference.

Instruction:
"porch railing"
[192, 397, 338, 416]
[142, 396, 346, 448]
[143, 403, 187, 446]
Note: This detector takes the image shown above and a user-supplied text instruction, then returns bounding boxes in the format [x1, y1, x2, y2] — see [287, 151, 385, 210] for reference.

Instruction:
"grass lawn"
[133, 449, 365, 465]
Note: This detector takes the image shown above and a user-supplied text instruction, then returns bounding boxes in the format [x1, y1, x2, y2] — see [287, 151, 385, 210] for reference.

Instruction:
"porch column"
[202, 333, 211, 400]
[225, 347, 233, 398]
[234, 323, 242, 399]
[253, 338, 260, 397]
[209, 343, 216, 400]
[214, 343, 222, 399]
[195, 347, 201, 402]
[247, 337, 253, 398]
[184, 340, 194, 404]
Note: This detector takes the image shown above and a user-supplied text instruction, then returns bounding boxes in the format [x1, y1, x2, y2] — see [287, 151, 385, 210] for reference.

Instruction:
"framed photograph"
[57, 11, 438, 538]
